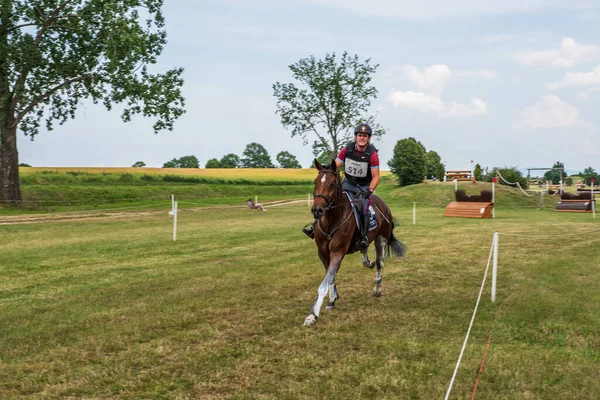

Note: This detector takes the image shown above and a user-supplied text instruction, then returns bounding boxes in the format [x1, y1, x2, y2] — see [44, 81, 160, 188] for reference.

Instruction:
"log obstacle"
[445, 170, 472, 181]
[444, 189, 494, 218]
[555, 192, 595, 212]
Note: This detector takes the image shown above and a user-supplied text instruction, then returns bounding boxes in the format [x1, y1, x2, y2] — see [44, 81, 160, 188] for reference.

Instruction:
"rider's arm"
[335, 147, 346, 169]
[369, 152, 380, 192]
[370, 168, 380, 192]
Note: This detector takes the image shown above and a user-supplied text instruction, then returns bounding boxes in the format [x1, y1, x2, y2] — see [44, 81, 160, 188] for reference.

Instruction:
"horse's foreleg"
[326, 280, 339, 310]
[304, 260, 341, 326]
[373, 236, 388, 297]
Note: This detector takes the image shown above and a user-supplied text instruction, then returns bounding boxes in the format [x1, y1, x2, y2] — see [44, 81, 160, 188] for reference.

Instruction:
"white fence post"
[173, 201, 178, 242]
[592, 181, 596, 219]
[492, 232, 498, 303]
[308, 193, 311, 206]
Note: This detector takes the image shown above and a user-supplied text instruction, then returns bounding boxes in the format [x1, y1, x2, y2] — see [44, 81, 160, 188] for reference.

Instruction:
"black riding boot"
[358, 213, 369, 250]
[302, 220, 316, 239]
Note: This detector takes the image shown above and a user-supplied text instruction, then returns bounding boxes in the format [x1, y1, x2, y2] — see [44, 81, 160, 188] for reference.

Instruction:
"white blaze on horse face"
[320, 174, 327, 184]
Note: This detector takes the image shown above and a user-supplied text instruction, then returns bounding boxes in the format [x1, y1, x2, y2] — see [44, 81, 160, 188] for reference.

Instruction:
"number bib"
[345, 158, 369, 178]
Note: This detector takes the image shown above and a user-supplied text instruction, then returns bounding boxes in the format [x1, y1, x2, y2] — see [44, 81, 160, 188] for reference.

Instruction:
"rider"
[302, 122, 380, 250]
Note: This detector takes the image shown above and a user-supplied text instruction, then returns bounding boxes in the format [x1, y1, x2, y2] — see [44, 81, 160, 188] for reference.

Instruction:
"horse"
[303, 159, 407, 326]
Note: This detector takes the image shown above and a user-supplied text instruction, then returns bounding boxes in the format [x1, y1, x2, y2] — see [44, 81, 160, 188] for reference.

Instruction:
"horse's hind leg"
[373, 236, 388, 297]
[361, 249, 375, 269]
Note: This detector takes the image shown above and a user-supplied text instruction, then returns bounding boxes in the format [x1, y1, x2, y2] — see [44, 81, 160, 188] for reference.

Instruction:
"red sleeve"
[336, 147, 347, 162]
[370, 151, 380, 168]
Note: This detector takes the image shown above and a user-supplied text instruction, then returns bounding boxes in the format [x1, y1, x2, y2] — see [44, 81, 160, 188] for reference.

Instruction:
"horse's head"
[311, 158, 341, 220]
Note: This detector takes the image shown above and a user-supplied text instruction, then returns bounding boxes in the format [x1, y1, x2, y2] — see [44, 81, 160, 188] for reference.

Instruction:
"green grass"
[1, 195, 599, 399]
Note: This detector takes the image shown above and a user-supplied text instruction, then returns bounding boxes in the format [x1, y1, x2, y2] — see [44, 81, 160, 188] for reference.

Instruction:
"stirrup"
[302, 224, 315, 239]
[358, 236, 369, 250]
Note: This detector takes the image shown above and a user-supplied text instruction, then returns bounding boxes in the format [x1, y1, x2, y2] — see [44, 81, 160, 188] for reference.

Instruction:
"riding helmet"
[354, 122, 372, 137]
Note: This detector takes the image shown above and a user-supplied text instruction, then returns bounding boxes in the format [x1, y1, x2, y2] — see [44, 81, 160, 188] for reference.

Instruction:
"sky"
[19, 0, 600, 175]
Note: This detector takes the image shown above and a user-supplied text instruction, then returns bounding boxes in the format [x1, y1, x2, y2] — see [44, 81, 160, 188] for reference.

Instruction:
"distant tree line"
[130, 143, 303, 169]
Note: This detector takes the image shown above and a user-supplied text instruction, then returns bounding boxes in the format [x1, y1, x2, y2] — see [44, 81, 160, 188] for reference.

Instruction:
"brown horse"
[303, 159, 407, 326]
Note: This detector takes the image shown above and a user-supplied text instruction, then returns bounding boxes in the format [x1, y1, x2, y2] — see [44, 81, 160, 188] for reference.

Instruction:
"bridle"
[313, 169, 340, 210]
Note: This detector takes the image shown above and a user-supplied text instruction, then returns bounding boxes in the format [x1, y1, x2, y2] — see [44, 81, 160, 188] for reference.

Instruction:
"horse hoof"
[373, 288, 382, 297]
[362, 259, 375, 269]
[303, 314, 317, 326]
[325, 302, 335, 310]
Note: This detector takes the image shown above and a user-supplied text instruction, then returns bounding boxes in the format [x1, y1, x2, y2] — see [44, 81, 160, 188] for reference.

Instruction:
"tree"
[240, 143, 274, 168]
[425, 150, 445, 180]
[543, 162, 566, 184]
[163, 155, 199, 168]
[491, 166, 527, 187]
[273, 51, 386, 158]
[219, 153, 240, 168]
[388, 138, 427, 187]
[276, 151, 302, 168]
[132, 161, 146, 168]
[1, 1, 185, 202]
[473, 163, 483, 181]
[579, 167, 598, 185]
[18, 163, 31, 167]
[205, 158, 221, 168]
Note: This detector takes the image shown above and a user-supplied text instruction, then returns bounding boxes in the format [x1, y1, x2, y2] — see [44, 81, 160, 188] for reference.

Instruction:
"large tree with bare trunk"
[0, 0, 185, 202]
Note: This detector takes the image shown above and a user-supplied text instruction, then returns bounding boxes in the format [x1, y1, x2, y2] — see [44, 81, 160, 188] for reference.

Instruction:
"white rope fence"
[444, 232, 497, 400]
[496, 170, 541, 198]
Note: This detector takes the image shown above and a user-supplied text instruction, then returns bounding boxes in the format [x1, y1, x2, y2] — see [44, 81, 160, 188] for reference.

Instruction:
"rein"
[313, 169, 358, 240]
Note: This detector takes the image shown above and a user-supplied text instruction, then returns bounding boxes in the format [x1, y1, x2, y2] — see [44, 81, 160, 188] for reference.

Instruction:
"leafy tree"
[491, 167, 527, 187]
[0, 1, 185, 203]
[276, 151, 302, 168]
[219, 153, 240, 168]
[240, 143, 274, 168]
[425, 150, 445, 180]
[543, 161, 567, 184]
[205, 158, 221, 168]
[388, 138, 427, 187]
[473, 164, 482, 181]
[273, 51, 386, 158]
[579, 167, 598, 185]
[18, 163, 31, 167]
[132, 161, 146, 168]
[315, 150, 335, 166]
[163, 155, 199, 168]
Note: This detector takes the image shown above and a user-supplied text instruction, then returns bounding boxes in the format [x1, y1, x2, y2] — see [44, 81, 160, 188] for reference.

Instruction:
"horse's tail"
[386, 217, 407, 258]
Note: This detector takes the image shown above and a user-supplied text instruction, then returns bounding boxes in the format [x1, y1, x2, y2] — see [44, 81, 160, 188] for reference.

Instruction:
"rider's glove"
[363, 189, 372, 198]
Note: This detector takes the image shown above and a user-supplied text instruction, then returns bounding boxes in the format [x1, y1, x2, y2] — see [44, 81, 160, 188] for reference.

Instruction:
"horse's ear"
[314, 159, 321, 170]
[330, 158, 337, 171]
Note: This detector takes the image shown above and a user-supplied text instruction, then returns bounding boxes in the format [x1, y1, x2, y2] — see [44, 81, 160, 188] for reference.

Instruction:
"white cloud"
[443, 98, 488, 118]
[514, 38, 600, 68]
[455, 70, 496, 79]
[577, 87, 600, 100]
[385, 64, 489, 118]
[387, 90, 487, 118]
[297, 0, 597, 19]
[403, 64, 452, 96]
[514, 95, 591, 129]
[387, 91, 445, 112]
[546, 65, 600, 90]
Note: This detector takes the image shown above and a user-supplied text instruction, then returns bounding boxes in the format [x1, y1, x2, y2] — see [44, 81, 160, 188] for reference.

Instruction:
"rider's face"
[356, 133, 369, 147]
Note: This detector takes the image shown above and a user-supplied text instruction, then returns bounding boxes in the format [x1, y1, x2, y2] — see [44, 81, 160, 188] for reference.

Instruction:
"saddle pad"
[343, 192, 377, 231]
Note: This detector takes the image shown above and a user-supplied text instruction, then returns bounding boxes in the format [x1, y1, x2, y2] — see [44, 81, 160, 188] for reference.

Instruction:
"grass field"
[2, 175, 599, 399]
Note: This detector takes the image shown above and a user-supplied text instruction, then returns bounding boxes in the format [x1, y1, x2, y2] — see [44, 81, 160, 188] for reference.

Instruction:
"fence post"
[492, 232, 498, 302]
[592, 180, 596, 219]
[173, 201, 178, 242]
